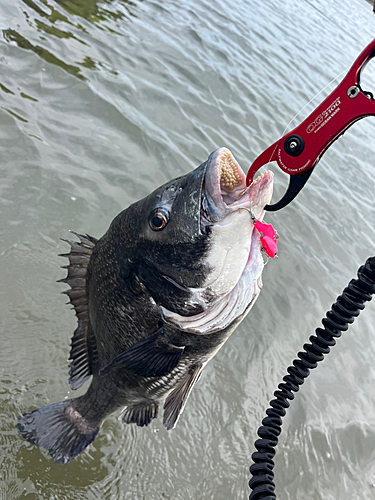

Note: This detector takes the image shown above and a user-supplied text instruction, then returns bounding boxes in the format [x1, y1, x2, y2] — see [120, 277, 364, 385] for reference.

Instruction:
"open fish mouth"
[161, 147, 273, 335]
[201, 147, 273, 223]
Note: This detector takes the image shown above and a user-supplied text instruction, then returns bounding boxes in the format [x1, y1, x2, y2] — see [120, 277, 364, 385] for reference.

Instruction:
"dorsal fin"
[58, 232, 98, 390]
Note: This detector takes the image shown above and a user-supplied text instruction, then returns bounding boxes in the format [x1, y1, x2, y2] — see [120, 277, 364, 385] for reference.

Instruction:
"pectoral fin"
[163, 364, 203, 430]
[100, 328, 185, 378]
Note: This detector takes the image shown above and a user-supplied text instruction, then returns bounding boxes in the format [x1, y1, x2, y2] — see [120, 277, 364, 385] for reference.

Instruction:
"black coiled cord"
[249, 256, 375, 500]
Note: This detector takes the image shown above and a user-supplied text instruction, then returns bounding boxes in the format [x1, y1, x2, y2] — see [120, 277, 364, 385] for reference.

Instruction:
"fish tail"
[16, 400, 100, 464]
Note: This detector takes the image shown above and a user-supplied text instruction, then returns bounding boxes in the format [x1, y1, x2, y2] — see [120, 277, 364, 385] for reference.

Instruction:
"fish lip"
[201, 147, 273, 224]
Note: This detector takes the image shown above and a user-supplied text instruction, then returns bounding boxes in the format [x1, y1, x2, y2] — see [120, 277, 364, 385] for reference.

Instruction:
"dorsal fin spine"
[58, 232, 98, 391]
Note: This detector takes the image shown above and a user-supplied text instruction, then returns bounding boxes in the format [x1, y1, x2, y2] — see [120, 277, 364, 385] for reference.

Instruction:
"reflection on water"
[1, 0, 375, 499]
[54, 0, 138, 22]
[23, 0, 138, 25]
[3, 0, 140, 82]
[3, 28, 87, 80]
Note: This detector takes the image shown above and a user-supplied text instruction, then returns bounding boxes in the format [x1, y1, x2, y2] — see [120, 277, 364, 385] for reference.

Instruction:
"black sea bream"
[17, 147, 273, 463]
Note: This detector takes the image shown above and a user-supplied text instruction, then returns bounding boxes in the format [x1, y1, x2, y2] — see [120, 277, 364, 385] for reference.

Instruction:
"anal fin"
[120, 401, 159, 427]
[163, 364, 203, 430]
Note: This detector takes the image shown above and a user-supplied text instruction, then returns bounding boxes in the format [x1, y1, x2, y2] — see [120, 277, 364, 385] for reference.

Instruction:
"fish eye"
[148, 207, 169, 231]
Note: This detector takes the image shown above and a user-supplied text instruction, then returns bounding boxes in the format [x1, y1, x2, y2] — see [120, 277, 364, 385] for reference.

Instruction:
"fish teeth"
[219, 152, 242, 192]
[252, 171, 267, 185]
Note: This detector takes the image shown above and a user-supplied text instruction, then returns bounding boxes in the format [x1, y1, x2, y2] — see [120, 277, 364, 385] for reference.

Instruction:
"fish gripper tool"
[248, 256, 375, 499]
[246, 37, 375, 211]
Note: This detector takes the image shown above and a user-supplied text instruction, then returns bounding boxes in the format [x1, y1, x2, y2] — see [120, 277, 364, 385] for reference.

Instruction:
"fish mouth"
[161, 148, 273, 335]
[201, 147, 273, 224]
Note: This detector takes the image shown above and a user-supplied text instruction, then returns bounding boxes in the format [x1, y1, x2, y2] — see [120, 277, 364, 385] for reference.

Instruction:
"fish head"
[111, 147, 273, 335]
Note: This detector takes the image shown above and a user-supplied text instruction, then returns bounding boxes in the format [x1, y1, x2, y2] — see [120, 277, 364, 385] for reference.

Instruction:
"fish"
[16, 147, 273, 464]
